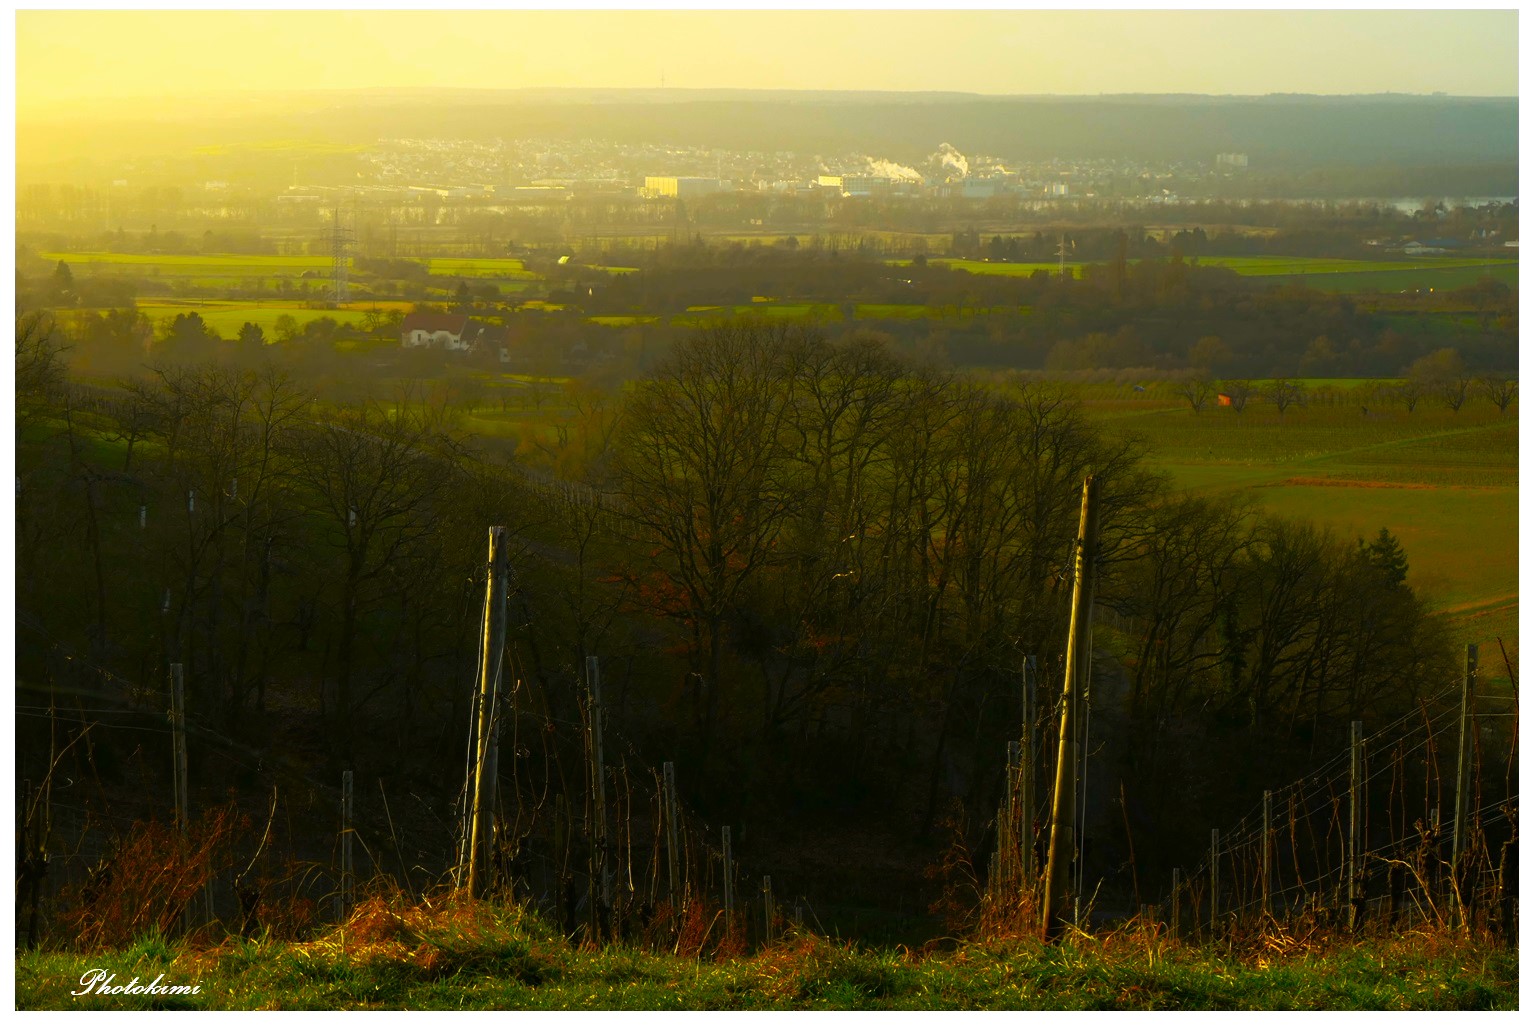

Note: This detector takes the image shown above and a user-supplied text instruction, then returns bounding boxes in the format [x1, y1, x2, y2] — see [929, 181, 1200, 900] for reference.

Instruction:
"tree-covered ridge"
[14, 315, 1461, 911]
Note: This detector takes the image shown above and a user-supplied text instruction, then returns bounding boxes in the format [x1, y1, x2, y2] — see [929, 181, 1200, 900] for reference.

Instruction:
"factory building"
[643, 176, 732, 198]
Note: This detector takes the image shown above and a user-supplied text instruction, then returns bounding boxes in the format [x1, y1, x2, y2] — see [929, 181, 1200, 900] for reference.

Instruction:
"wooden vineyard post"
[663, 762, 680, 910]
[1452, 644, 1477, 923]
[587, 655, 609, 940]
[1004, 740, 1021, 891]
[170, 663, 188, 835]
[1262, 790, 1273, 918]
[1042, 476, 1100, 943]
[169, 663, 189, 932]
[467, 527, 508, 898]
[337, 770, 354, 921]
[1170, 868, 1181, 937]
[554, 794, 572, 936]
[1349, 720, 1363, 930]
[1021, 655, 1037, 880]
[722, 825, 734, 928]
[1210, 829, 1219, 934]
[763, 875, 774, 943]
[18, 778, 47, 949]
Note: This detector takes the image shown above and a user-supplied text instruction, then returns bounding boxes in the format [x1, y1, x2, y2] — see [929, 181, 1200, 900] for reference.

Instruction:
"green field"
[587, 315, 661, 326]
[1086, 391, 1518, 670]
[134, 300, 372, 337]
[42, 251, 335, 278]
[673, 303, 843, 325]
[892, 254, 1517, 292]
[1191, 255, 1515, 276]
[854, 303, 1033, 319]
[426, 258, 541, 281]
[889, 258, 1085, 277]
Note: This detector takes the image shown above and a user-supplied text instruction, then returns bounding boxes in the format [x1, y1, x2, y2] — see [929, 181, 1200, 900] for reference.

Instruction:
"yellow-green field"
[889, 254, 1517, 292]
[1085, 389, 1518, 675]
[42, 251, 334, 272]
[427, 257, 541, 280]
[133, 299, 373, 337]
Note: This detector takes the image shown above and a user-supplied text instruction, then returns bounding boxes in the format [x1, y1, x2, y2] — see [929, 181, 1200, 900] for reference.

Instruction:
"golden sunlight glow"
[16, 9, 1518, 118]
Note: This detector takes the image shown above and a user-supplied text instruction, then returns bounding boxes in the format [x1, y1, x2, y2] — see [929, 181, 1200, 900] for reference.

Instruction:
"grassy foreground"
[15, 898, 1516, 1011]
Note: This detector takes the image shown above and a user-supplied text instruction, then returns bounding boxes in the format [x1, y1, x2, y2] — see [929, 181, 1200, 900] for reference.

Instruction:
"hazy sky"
[15, 8, 1520, 116]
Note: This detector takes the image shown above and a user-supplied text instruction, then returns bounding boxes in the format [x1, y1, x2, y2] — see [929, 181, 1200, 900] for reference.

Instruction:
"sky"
[14, 8, 1520, 117]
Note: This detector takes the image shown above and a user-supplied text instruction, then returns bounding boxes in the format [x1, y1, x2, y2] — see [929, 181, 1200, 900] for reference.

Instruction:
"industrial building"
[643, 176, 732, 198]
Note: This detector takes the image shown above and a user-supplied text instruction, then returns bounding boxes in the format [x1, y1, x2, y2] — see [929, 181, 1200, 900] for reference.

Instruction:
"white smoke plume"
[930, 142, 970, 179]
[865, 157, 923, 183]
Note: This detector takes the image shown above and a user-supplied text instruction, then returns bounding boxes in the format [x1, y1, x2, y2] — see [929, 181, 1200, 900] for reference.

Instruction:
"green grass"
[16, 906, 1515, 1011]
[426, 258, 541, 281]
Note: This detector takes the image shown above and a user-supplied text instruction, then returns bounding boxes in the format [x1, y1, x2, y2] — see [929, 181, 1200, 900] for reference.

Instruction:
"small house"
[400, 312, 471, 350]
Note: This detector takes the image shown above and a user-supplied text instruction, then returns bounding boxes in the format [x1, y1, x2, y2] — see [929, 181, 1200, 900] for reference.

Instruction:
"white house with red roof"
[400, 312, 471, 350]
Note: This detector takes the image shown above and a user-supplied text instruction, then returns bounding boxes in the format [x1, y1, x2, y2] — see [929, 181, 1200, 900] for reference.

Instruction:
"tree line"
[16, 315, 1459, 892]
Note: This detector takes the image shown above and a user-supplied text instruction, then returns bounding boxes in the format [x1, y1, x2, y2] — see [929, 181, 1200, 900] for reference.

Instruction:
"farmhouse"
[401, 313, 514, 362]
[400, 312, 471, 350]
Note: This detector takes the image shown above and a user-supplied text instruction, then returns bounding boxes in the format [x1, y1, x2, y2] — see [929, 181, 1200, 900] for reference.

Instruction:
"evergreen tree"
[1362, 527, 1409, 586]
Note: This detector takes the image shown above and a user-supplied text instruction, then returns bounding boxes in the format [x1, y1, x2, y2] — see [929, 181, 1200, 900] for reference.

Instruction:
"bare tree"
[1174, 375, 1215, 414]
[288, 394, 464, 759]
[614, 320, 810, 759]
[1393, 377, 1425, 414]
[1408, 347, 1472, 412]
[15, 312, 67, 434]
[1267, 378, 1306, 416]
[1477, 372, 1517, 415]
[1221, 379, 1253, 414]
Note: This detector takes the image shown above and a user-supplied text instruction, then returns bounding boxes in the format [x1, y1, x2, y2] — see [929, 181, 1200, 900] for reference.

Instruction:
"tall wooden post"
[169, 663, 189, 933]
[1021, 655, 1036, 879]
[1452, 645, 1477, 925]
[467, 526, 508, 898]
[1171, 867, 1181, 936]
[1004, 740, 1021, 888]
[763, 875, 774, 942]
[170, 663, 188, 835]
[338, 770, 354, 921]
[1452, 645, 1477, 868]
[1209, 828, 1219, 933]
[722, 825, 734, 927]
[1348, 720, 1364, 929]
[663, 761, 680, 907]
[1262, 790, 1273, 918]
[1042, 476, 1100, 942]
[587, 655, 609, 938]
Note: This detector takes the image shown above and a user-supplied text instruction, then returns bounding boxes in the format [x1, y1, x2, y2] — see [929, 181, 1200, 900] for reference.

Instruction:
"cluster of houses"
[399, 312, 511, 363]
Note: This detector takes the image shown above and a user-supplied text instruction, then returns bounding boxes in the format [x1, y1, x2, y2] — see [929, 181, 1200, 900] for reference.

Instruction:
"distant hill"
[18, 90, 1517, 178]
[312, 91, 1520, 169]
